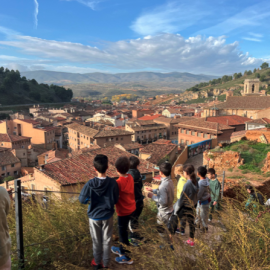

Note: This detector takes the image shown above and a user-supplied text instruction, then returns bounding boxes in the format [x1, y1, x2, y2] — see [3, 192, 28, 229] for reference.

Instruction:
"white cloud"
[34, 0, 39, 29]
[242, 37, 262, 42]
[131, 1, 210, 35]
[0, 33, 268, 75]
[62, 0, 102, 10]
[248, 32, 263, 38]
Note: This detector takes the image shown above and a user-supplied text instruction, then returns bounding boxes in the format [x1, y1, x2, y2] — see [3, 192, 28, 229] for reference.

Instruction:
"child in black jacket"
[128, 156, 144, 243]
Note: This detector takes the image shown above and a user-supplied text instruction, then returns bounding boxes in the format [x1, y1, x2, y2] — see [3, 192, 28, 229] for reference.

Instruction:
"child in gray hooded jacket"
[195, 166, 211, 232]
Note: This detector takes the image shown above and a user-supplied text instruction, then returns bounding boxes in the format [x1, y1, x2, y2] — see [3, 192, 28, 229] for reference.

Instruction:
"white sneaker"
[208, 219, 211, 222]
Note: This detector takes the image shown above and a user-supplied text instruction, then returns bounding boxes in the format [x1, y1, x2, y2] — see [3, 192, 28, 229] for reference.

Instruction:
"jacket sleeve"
[152, 189, 158, 195]
[213, 180, 221, 202]
[113, 181, 119, 204]
[174, 183, 188, 214]
[79, 182, 91, 204]
[152, 185, 167, 206]
[197, 182, 203, 201]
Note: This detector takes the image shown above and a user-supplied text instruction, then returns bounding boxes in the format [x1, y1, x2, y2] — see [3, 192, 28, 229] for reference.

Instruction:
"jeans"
[209, 201, 219, 221]
[89, 217, 113, 267]
[195, 203, 210, 229]
[178, 206, 195, 239]
[118, 215, 131, 258]
[129, 201, 144, 240]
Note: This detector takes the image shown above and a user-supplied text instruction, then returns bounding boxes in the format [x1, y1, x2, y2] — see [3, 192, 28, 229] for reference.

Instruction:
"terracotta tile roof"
[115, 142, 143, 151]
[153, 139, 174, 145]
[140, 143, 177, 165]
[127, 124, 167, 132]
[174, 118, 234, 134]
[154, 117, 194, 124]
[67, 123, 99, 138]
[0, 151, 20, 166]
[0, 134, 31, 142]
[67, 122, 133, 138]
[208, 96, 270, 110]
[40, 146, 156, 185]
[206, 115, 252, 126]
[20, 119, 40, 125]
[138, 114, 162, 120]
[246, 118, 270, 125]
[34, 126, 57, 132]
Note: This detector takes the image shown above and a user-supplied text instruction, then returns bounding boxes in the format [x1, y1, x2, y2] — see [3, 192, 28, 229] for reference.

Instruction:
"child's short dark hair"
[197, 166, 207, 178]
[159, 162, 172, 177]
[129, 156, 140, 169]
[207, 168, 216, 175]
[94, 154, 108, 173]
[115, 156, 130, 174]
[246, 185, 254, 193]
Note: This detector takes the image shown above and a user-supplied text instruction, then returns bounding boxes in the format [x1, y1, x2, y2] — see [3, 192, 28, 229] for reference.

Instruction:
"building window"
[191, 141, 194, 144]
[1, 143, 3, 146]
[186, 130, 190, 135]
[14, 171, 18, 175]
[2, 166, 5, 171]
[11, 164, 14, 168]
[7, 172, 10, 176]
[1, 173, 5, 177]
[116, 137, 118, 141]
[198, 132, 201, 137]
[211, 135, 215, 139]
[186, 140, 190, 145]
[191, 131, 195, 136]
[21, 146, 24, 149]
[181, 139, 184, 144]
[31, 184, 35, 191]
[14, 127, 17, 129]
[121, 138, 123, 140]
[203, 133, 208, 138]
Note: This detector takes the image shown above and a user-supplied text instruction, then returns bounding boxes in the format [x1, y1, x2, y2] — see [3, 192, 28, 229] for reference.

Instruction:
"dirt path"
[185, 154, 204, 170]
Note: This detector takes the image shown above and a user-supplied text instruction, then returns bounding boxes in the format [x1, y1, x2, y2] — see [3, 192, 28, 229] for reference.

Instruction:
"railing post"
[221, 171, 225, 199]
[15, 179, 25, 269]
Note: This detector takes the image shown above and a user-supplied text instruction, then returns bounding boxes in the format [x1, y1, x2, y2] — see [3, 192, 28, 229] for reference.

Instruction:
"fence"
[13, 179, 89, 269]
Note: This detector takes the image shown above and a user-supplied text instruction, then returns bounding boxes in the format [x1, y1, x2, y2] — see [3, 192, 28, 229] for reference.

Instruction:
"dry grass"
[8, 189, 270, 270]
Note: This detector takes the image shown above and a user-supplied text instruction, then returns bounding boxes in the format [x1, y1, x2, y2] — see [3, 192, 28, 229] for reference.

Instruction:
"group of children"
[79, 154, 221, 269]
[79, 154, 144, 268]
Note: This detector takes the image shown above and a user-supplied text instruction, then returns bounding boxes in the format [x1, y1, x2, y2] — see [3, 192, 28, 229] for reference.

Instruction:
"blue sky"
[0, 0, 269, 75]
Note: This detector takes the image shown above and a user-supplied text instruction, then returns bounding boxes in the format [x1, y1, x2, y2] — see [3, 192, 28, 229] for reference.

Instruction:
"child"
[174, 164, 198, 247]
[146, 162, 174, 247]
[79, 154, 119, 270]
[174, 164, 187, 235]
[245, 185, 264, 212]
[128, 156, 144, 244]
[207, 168, 221, 222]
[195, 166, 211, 232]
[111, 156, 136, 265]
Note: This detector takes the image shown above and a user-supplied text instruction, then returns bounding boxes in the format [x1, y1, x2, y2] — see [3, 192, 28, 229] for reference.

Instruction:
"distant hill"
[21, 70, 218, 85]
[0, 67, 73, 105]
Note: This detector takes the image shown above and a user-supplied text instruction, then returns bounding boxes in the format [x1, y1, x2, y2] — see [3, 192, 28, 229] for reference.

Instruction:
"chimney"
[45, 154, 48, 164]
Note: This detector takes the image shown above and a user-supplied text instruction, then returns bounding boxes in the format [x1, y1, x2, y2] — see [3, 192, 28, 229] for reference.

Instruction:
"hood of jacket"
[88, 177, 112, 196]
[118, 174, 134, 194]
[199, 178, 210, 187]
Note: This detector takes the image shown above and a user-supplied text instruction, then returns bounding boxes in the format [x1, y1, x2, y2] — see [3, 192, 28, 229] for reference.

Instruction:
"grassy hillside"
[0, 67, 73, 105]
[186, 64, 270, 95]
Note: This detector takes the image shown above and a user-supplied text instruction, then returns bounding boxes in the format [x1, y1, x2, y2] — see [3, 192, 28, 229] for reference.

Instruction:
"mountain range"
[21, 70, 217, 85]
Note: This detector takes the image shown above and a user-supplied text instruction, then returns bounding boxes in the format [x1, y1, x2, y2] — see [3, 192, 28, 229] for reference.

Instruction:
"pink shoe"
[185, 239, 195, 247]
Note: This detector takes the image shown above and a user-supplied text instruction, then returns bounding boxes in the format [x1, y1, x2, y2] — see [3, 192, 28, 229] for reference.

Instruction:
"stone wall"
[203, 150, 244, 171]
[262, 152, 270, 173]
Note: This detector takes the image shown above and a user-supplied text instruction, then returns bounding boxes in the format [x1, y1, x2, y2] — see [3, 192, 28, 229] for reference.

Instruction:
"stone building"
[242, 79, 260, 96]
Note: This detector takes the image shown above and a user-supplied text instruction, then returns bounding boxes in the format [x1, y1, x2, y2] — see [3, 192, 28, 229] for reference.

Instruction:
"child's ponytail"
[183, 164, 197, 186]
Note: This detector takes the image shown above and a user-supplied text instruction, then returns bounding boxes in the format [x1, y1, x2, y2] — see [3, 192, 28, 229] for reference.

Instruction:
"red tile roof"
[138, 114, 162, 120]
[230, 130, 247, 138]
[246, 118, 270, 125]
[206, 115, 252, 126]
[0, 151, 20, 166]
[140, 143, 177, 165]
[0, 133, 31, 142]
[40, 146, 157, 185]
[20, 119, 40, 125]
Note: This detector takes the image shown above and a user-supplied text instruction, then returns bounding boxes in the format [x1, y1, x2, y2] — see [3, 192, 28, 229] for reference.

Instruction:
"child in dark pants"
[111, 156, 136, 265]
[128, 156, 144, 244]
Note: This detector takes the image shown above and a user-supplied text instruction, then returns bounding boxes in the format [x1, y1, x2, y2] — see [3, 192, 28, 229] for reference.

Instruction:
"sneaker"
[111, 246, 122, 256]
[91, 258, 104, 269]
[170, 245, 174, 251]
[208, 219, 212, 222]
[115, 255, 133, 264]
[185, 239, 195, 247]
[175, 228, 180, 234]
